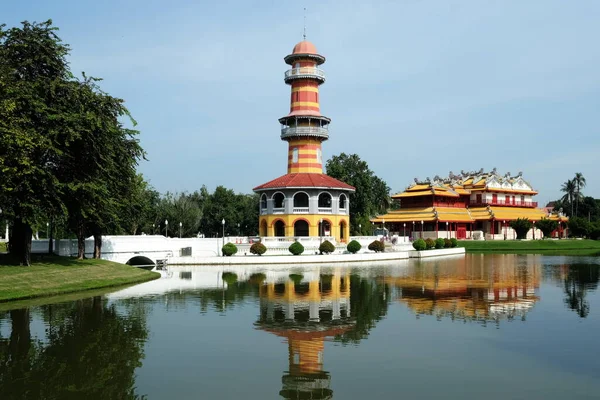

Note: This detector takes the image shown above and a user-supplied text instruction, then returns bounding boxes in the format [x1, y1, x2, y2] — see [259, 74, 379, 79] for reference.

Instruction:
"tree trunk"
[11, 218, 32, 266]
[76, 220, 86, 259]
[93, 227, 102, 259]
[8, 308, 31, 398]
[48, 219, 53, 255]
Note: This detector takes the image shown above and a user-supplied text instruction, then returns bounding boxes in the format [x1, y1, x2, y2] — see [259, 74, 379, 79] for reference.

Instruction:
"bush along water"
[412, 238, 426, 251]
[319, 240, 335, 254]
[222, 242, 238, 257]
[368, 240, 385, 253]
[347, 240, 362, 254]
[444, 238, 452, 248]
[289, 241, 304, 255]
[435, 238, 445, 249]
[450, 238, 458, 248]
[250, 242, 267, 256]
[425, 238, 435, 250]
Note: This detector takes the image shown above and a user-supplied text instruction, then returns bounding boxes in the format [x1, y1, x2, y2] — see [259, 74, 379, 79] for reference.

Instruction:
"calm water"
[1, 254, 600, 400]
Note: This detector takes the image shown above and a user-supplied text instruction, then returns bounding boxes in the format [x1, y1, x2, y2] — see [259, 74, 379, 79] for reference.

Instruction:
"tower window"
[292, 148, 299, 163]
[317, 148, 322, 164]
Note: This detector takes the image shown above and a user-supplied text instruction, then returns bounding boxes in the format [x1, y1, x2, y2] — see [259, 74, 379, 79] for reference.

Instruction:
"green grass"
[0, 242, 6, 252]
[0, 255, 160, 302]
[459, 239, 600, 256]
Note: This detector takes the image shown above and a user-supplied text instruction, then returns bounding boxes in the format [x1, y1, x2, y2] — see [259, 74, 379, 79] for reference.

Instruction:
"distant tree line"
[554, 172, 600, 239]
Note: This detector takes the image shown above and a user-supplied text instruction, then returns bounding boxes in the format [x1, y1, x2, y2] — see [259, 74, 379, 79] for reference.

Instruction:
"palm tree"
[573, 172, 586, 217]
[560, 179, 576, 217]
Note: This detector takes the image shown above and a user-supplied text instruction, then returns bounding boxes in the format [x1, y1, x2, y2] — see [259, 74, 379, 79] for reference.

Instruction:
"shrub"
[412, 238, 426, 251]
[222, 242, 238, 257]
[289, 273, 304, 284]
[509, 218, 533, 240]
[536, 217, 558, 239]
[222, 272, 238, 285]
[347, 240, 362, 254]
[319, 240, 335, 254]
[368, 240, 385, 252]
[435, 238, 445, 249]
[249, 273, 266, 284]
[450, 238, 458, 248]
[425, 238, 435, 249]
[444, 238, 452, 248]
[289, 241, 304, 255]
[250, 242, 267, 256]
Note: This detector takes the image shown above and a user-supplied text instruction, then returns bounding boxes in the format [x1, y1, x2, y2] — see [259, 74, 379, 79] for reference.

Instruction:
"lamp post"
[503, 220, 506, 240]
[421, 220, 424, 239]
[237, 223, 240, 236]
[222, 218, 225, 256]
[382, 218, 385, 237]
[445, 221, 448, 239]
[152, 223, 155, 234]
[179, 222, 182, 238]
[403, 223, 406, 242]
[359, 223, 362, 236]
[165, 219, 168, 237]
[320, 218, 323, 243]
[371, 222, 374, 235]
[46, 222, 49, 239]
[532, 220, 536, 240]
[412, 221, 415, 240]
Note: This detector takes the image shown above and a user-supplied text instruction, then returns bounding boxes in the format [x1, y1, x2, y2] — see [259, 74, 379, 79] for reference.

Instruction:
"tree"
[573, 172, 586, 217]
[568, 217, 591, 238]
[535, 218, 558, 239]
[509, 218, 532, 240]
[325, 153, 391, 234]
[0, 20, 75, 265]
[560, 179, 576, 217]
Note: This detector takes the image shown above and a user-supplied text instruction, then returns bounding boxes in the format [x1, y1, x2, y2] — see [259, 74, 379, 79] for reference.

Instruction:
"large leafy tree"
[0, 20, 75, 265]
[325, 153, 391, 234]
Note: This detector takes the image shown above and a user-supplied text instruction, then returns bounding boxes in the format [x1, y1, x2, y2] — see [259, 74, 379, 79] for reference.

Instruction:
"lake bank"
[459, 239, 600, 255]
[0, 255, 160, 302]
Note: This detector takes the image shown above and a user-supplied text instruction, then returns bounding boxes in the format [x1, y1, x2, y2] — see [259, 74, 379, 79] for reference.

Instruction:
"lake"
[1, 254, 599, 399]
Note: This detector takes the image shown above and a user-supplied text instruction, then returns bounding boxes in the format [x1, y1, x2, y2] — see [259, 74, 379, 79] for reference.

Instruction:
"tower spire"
[303, 8, 307, 40]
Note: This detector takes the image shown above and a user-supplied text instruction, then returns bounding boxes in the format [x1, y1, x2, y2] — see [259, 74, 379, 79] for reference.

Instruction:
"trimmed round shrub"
[222, 272, 238, 285]
[319, 240, 335, 254]
[425, 238, 435, 250]
[289, 241, 304, 255]
[450, 238, 458, 248]
[444, 238, 452, 248]
[412, 238, 426, 251]
[368, 240, 385, 253]
[435, 238, 445, 249]
[249, 272, 266, 284]
[289, 273, 304, 284]
[222, 242, 238, 257]
[347, 240, 362, 254]
[250, 242, 267, 256]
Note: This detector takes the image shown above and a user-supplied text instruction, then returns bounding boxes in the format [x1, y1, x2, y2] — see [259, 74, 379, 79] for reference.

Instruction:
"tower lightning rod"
[303, 8, 307, 40]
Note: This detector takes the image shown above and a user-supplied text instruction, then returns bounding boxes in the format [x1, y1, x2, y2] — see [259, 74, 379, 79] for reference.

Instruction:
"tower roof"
[293, 40, 318, 55]
[253, 173, 355, 192]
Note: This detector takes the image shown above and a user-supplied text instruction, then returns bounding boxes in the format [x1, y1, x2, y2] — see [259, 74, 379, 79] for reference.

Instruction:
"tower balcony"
[281, 126, 329, 140]
[284, 67, 325, 83]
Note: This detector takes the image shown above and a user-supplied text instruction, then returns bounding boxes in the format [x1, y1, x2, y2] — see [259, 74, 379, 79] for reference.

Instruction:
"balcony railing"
[470, 200, 538, 208]
[318, 207, 332, 214]
[284, 67, 325, 82]
[273, 207, 285, 214]
[281, 126, 329, 140]
[293, 207, 309, 213]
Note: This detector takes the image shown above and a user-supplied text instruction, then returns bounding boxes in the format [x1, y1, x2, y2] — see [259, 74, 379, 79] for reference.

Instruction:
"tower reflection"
[255, 269, 354, 400]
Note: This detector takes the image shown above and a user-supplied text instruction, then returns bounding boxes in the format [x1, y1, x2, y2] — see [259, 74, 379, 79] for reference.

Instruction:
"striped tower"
[253, 39, 355, 242]
[280, 41, 329, 174]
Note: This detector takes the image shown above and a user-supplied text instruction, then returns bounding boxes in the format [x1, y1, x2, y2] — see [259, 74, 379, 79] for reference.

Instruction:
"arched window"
[340, 221, 347, 240]
[318, 192, 332, 208]
[317, 148, 322, 164]
[293, 192, 309, 208]
[260, 194, 267, 210]
[273, 192, 285, 209]
[294, 220, 309, 236]
[339, 194, 347, 209]
[274, 220, 285, 237]
[292, 148, 299, 163]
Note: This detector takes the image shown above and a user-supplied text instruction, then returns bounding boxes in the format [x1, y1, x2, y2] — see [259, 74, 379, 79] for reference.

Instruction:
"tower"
[253, 39, 355, 242]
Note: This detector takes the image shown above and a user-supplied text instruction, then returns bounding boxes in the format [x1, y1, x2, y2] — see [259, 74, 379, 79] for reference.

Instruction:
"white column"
[5, 222, 8, 242]
[309, 301, 320, 322]
[332, 299, 341, 320]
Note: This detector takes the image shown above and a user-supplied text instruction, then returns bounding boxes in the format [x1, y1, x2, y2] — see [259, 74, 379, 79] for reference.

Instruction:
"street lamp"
[382, 218, 385, 236]
[403, 223, 406, 242]
[445, 221, 448, 239]
[359, 223, 362, 235]
[221, 218, 225, 256]
[179, 222, 182, 238]
[320, 218, 323, 243]
[46, 222, 49, 239]
[412, 221, 415, 240]
[503, 220, 506, 240]
[152, 223, 155, 234]
[421, 220, 424, 239]
[165, 219, 168, 237]
[533, 220, 536, 240]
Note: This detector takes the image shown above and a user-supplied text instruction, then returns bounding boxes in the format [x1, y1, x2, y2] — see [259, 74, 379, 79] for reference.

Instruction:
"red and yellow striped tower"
[253, 39, 355, 242]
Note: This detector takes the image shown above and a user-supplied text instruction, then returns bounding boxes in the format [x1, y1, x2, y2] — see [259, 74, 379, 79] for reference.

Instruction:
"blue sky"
[4, 0, 599, 205]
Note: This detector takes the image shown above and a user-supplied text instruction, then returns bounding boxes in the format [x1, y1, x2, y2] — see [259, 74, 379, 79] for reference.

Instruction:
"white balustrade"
[293, 207, 309, 213]
[284, 67, 325, 80]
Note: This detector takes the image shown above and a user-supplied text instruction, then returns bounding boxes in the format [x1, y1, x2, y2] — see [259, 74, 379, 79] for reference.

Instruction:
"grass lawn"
[0, 242, 6, 252]
[0, 254, 159, 302]
[459, 239, 600, 256]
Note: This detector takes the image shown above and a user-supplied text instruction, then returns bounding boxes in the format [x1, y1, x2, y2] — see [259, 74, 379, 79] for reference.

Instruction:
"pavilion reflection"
[384, 254, 541, 323]
[255, 269, 355, 400]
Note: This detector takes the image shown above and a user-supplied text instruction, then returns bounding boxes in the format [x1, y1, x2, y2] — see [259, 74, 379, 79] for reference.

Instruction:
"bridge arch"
[126, 255, 156, 269]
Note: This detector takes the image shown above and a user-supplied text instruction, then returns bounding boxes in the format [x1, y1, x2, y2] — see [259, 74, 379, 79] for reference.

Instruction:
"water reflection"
[544, 263, 600, 318]
[0, 297, 148, 400]
[387, 255, 541, 325]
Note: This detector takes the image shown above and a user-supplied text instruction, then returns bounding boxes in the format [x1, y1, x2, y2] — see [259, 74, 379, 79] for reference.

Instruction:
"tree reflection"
[0, 297, 149, 399]
[562, 264, 599, 318]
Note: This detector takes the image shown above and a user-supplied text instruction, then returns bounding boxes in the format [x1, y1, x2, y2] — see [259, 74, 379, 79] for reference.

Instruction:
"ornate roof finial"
[303, 8, 307, 40]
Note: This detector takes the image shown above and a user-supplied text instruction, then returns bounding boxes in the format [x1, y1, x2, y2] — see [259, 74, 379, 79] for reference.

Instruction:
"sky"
[3, 0, 600, 206]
